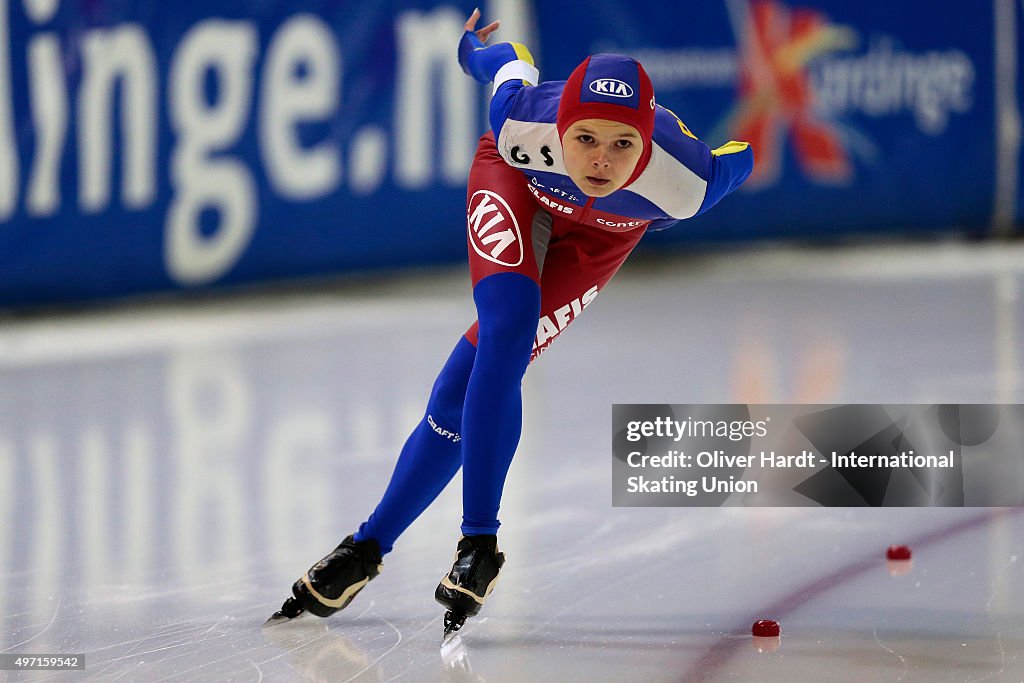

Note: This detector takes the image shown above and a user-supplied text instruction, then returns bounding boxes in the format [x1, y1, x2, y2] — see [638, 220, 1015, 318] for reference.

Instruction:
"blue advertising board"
[545, 1, 999, 243]
[0, 0, 1018, 306]
[1, 0, 493, 305]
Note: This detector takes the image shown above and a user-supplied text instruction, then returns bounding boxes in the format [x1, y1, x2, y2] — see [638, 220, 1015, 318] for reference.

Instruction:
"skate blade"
[263, 610, 307, 627]
[441, 611, 467, 645]
[263, 596, 306, 627]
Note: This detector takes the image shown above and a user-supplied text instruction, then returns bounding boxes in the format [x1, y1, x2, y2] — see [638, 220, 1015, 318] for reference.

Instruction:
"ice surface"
[1, 242, 1022, 682]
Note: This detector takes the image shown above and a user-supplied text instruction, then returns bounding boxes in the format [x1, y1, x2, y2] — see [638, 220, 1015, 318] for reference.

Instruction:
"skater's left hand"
[464, 8, 501, 45]
[459, 9, 507, 83]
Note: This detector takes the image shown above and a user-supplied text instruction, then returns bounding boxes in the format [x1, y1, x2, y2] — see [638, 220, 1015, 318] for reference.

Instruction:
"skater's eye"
[576, 134, 594, 144]
[615, 139, 633, 149]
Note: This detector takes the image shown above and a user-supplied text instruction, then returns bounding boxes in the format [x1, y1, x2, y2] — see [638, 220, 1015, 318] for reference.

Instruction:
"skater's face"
[561, 119, 644, 197]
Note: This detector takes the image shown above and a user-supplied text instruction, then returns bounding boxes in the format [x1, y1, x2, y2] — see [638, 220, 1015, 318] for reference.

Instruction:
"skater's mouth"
[586, 176, 611, 187]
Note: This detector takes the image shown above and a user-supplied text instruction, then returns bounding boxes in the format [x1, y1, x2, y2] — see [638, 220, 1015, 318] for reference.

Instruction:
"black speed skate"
[265, 535, 383, 625]
[435, 535, 505, 642]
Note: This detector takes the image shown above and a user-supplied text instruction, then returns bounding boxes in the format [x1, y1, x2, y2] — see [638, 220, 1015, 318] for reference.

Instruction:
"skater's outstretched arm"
[458, 9, 539, 138]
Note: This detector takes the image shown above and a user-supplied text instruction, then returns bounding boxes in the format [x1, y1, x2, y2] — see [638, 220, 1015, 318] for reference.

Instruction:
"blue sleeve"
[458, 32, 538, 138]
[652, 107, 753, 218]
[695, 141, 754, 216]
[489, 81, 526, 138]
[458, 32, 536, 84]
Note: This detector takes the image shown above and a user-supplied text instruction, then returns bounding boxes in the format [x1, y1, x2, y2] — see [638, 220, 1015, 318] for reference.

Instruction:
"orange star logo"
[723, 0, 858, 188]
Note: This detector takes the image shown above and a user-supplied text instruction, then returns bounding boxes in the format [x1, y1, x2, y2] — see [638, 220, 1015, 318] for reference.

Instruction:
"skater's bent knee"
[473, 274, 539, 359]
[473, 274, 540, 334]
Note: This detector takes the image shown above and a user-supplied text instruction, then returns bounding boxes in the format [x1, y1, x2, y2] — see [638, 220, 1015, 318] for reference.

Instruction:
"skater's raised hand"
[464, 8, 501, 44]
[460, 9, 525, 84]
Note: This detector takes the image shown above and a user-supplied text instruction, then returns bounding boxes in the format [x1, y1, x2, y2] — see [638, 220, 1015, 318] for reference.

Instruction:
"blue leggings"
[355, 273, 539, 554]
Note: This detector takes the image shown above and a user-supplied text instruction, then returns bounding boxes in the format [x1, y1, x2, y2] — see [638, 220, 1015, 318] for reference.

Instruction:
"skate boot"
[435, 534, 505, 641]
[265, 535, 383, 625]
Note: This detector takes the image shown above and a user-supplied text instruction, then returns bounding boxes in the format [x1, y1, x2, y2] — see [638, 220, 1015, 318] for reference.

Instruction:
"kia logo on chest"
[588, 78, 633, 98]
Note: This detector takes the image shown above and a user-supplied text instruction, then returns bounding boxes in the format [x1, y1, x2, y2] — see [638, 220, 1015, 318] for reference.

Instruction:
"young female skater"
[269, 10, 753, 640]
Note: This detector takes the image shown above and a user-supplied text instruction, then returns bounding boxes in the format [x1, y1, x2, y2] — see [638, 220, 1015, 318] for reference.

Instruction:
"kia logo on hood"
[588, 78, 633, 98]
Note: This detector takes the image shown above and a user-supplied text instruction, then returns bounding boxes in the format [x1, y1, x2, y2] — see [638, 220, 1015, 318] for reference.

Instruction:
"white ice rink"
[1, 240, 1023, 682]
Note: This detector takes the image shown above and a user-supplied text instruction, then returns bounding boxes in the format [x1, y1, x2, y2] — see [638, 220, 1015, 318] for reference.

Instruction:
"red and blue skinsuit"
[354, 33, 753, 552]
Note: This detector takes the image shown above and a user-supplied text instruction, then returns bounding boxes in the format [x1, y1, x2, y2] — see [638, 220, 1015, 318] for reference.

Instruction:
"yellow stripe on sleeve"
[510, 43, 535, 66]
[676, 119, 698, 140]
[662, 106, 698, 140]
[711, 141, 750, 156]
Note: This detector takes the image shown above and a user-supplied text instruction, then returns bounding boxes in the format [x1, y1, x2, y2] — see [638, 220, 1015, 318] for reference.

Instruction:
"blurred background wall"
[0, 0, 1019, 307]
